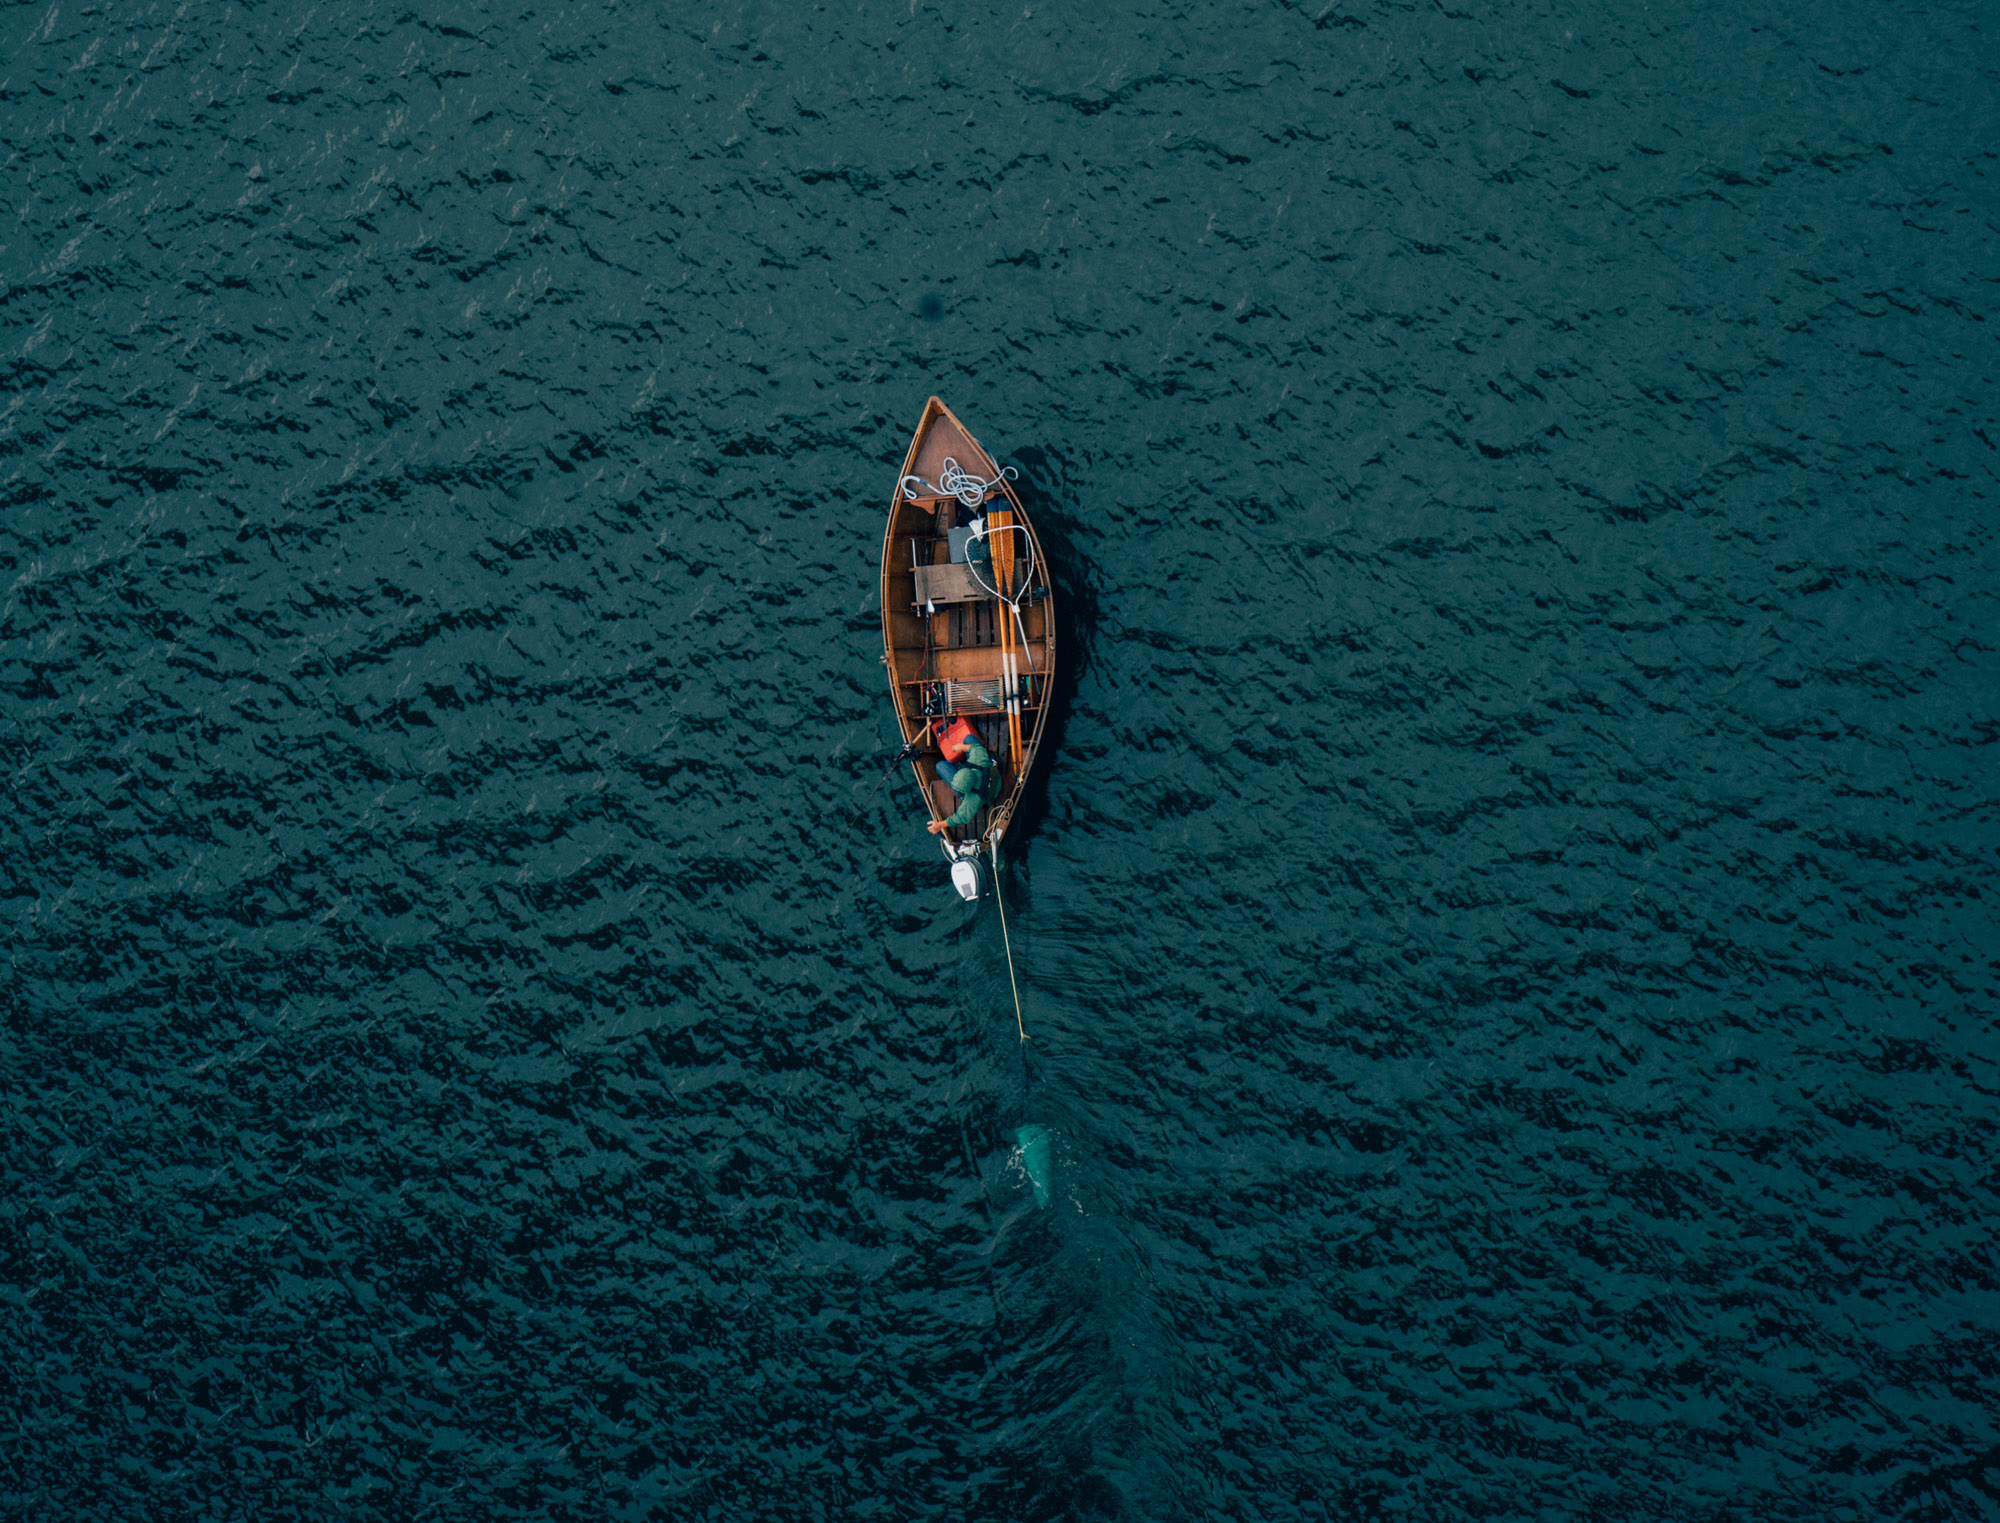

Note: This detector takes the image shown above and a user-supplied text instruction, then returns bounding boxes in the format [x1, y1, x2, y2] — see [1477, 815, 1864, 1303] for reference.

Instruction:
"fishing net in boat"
[943, 679, 1001, 710]
[916, 679, 1003, 717]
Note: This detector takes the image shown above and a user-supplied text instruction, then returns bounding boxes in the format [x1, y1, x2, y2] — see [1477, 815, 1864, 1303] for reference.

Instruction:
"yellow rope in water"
[993, 853, 1026, 1042]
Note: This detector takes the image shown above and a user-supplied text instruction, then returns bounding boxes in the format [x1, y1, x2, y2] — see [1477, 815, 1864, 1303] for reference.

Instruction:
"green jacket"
[942, 739, 993, 828]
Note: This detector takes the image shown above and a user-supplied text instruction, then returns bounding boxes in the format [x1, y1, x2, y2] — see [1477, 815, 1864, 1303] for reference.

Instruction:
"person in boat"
[927, 714, 992, 836]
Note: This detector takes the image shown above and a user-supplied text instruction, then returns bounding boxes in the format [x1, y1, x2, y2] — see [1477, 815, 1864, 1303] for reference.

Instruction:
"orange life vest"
[938, 715, 978, 763]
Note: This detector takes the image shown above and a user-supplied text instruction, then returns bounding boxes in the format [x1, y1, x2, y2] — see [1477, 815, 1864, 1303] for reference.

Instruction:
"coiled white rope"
[901, 457, 1018, 510]
[962, 520, 1036, 610]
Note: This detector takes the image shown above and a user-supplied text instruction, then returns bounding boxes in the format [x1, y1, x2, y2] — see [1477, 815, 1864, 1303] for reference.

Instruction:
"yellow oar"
[988, 504, 1024, 768]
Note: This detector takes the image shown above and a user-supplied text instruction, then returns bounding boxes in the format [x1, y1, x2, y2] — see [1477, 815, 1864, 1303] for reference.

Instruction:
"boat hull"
[880, 398, 1056, 861]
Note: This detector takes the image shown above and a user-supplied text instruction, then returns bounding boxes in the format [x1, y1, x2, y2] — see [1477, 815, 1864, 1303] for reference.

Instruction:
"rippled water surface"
[6, 1, 1998, 1518]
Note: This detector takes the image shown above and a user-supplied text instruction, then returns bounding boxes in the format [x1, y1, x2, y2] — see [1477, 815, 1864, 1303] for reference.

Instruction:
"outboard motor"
[945, 840, 984, 901]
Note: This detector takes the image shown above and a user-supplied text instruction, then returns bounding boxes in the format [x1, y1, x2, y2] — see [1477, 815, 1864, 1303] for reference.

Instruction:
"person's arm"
[942, 787, 983, 828]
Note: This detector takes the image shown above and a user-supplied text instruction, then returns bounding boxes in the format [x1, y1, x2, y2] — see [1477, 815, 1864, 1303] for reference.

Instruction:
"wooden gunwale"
[880, 397, 1056, 851]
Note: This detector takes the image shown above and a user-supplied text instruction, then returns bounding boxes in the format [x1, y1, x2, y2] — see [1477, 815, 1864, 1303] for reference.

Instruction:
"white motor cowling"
[950, 855, 982, 902]
[943, 839, 984, 901]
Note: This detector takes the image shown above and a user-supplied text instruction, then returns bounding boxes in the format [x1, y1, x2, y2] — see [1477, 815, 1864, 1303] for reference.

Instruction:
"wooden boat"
[881, 398, 1056, 899]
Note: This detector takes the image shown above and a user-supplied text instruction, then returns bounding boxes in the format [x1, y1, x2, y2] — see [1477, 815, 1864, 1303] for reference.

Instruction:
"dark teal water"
[5, 2, 1998, 1518]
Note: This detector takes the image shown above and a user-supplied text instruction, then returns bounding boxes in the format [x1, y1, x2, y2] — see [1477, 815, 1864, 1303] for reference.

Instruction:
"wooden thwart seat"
[912, 561, 991, 607]
[899, 645, 1047, 683]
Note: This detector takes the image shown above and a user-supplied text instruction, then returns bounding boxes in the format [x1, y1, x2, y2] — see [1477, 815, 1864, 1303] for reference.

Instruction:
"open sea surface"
[4, 1, 1998, 1518]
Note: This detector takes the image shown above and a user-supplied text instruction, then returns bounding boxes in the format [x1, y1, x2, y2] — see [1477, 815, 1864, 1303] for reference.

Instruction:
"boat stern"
[944, 839, 984, 901]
